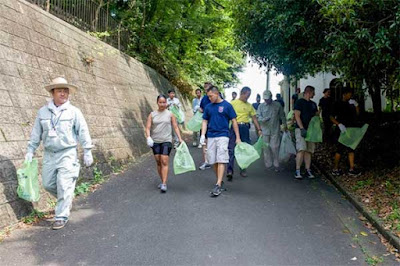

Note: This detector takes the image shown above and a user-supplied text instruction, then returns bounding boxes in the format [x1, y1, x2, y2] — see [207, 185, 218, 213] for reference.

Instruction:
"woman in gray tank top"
[145, 95, 182, 193]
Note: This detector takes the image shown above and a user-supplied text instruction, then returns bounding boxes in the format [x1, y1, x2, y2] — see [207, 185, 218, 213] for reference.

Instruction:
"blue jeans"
[227, 123, 251, 174]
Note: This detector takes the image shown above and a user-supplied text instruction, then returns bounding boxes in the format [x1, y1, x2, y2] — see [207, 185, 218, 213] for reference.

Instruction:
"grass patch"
[21, 209, 47, 225]
[352, 179, 373, 191]
[366, 255, 383, 265]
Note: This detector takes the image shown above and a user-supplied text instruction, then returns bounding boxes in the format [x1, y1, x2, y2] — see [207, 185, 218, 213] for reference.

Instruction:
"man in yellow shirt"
[227, 87, 262, 180]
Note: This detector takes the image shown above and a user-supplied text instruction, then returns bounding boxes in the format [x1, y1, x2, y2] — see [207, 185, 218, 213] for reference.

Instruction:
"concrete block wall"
[0, 0, 189, 228]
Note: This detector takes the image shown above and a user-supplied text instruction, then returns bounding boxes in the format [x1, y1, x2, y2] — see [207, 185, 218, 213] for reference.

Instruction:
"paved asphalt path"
[0, 137, 398, 265]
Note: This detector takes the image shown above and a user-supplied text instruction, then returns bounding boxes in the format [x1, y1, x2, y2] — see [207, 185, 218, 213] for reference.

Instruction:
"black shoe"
[240, 170, 248, 177]
[52, 220, 68, 230]
[305, 169, 315, 179]
[220, 181, 227, 192]
[210, 184, 222, 197]
[331, 169, 342, 176]
[348, 169, 361, 176]
[226, 172, 233, 182]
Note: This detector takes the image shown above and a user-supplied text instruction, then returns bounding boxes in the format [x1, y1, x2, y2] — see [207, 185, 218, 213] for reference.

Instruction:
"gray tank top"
[151, 110, 173, 143]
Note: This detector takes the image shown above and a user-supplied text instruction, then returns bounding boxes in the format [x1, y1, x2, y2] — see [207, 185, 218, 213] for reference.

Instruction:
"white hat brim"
[45, 83, 77, 93]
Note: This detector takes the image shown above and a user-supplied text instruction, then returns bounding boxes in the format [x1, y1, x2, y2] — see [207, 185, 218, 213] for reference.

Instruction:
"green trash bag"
[234, 142, 260, 169]
[305, 116, 323, 143]
[287, 110, 294, 120]
[17, 159, 40, 202]
[279, 131, 297, 162]
[170, 105, 185, 124]
[253, 136, 269, 157]
[173, 142, 196, 175]
[186, 111, 203, 132]
[339, 124, 369, 150]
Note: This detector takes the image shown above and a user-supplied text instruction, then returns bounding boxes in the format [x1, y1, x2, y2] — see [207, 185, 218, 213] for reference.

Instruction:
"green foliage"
[231, 0, 400, 113]
[366, 255, 383, 266]
[108, 0, 245, 96]
[352, 179, 373, 191]
[21, 209, 46, 225]
[74, 182, 91, 196]
[93, 167, 104, 184]
[231, 0, 328, 78]
[88, 31, 111, 39]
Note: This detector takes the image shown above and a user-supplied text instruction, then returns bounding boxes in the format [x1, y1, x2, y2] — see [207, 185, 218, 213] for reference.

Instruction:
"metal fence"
[26, 0, 129, 51]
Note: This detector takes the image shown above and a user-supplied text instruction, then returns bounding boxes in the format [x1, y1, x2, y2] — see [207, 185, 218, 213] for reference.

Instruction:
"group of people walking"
[146, 82, 362, 198]
[24, 76, 361, 229]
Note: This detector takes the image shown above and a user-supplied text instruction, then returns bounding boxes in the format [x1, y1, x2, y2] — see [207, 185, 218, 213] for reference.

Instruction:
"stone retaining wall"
[0, 0, 189, 228]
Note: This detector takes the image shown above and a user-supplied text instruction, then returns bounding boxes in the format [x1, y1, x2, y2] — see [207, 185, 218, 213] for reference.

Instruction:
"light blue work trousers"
[42, 148, 80, 221]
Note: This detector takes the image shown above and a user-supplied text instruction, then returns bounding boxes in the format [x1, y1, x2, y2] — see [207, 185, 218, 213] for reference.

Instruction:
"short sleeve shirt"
[151, 110, 172, 143]
[231, 99, 256, 123]
[294, 98, 318, 129]
[318, 97, 332, 119]
[331, 100, 357, 127]
[203, 100, 237, 138]
[200, 94, 211, 110]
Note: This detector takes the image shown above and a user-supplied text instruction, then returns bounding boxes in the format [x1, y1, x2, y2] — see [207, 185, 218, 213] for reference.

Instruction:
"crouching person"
[25, 77, 93, 230]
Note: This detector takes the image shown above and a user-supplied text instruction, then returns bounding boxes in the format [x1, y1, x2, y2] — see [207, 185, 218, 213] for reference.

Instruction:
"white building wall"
[299, 72, 340, 104]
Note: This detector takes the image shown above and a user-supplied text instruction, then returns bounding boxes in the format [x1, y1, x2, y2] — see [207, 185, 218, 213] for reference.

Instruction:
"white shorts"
[295, 128, 315, 153]
[207, 137, 229, 164]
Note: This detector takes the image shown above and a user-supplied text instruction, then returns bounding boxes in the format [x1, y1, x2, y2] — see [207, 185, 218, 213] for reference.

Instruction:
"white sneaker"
[193, 142, 197, 147]
[160, 184, 167, 192]
[199, 162, 211, 170]
[197, 144, 202, 149]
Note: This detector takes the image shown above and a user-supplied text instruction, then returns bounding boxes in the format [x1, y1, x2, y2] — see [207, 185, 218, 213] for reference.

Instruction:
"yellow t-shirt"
[231, 99, 256, 123]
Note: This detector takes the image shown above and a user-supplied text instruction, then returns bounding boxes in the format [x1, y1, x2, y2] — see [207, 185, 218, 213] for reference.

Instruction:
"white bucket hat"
[45, 77, 78, 93]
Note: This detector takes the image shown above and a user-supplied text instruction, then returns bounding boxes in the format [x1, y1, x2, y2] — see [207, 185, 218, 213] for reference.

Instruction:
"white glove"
[147, 137, 154, 147]
[83, 149, 93, 167]
[349, 99, 358, 107]
[25, 152, 33, 163]
[199, 135, 206, 146]
[338, 123, 347, 133]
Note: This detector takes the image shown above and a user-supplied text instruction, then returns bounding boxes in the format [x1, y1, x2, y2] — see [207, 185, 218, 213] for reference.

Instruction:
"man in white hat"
[25, 77, 93, 230]
[256, 90, 287, 172]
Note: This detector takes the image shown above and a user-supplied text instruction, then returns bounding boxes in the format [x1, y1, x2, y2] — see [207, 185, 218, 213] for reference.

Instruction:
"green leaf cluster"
[231, 0, 400, 113]
[109, 0, 245, 96]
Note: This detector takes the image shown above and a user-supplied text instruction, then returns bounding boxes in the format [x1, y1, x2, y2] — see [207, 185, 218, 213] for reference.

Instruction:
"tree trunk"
[367, 82, 382, 116]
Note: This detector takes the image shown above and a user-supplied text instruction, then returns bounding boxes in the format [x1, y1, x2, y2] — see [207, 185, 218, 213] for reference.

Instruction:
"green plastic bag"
[305, 116, 323, 143]
[170, 105, 185, 124]
[235, 142, 260, 169]
[278, 131, 297, 162]
[339, 124, 369, 150]
[173, 142, 196, 175]
[287, 110, 294, 120]
[253, 136, 269, 156]
[17, 159, 40, 202]
[186, 111, 203, 132]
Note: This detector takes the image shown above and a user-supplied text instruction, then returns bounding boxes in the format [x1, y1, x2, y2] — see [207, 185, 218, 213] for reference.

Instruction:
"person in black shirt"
[252, 93, 261, 110]
[330, 88, 360, 176]
[291, 88, 301, 109]
[318, 88, 333, 142]
[294, 85, 318, 179]
[275, 93, 285, 108]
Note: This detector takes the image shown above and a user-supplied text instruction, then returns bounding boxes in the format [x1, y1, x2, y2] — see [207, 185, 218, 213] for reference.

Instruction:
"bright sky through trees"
[226, 57, 283, 103]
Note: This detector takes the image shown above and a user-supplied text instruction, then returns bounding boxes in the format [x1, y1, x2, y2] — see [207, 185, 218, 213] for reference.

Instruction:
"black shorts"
[152, 142, 172, 156]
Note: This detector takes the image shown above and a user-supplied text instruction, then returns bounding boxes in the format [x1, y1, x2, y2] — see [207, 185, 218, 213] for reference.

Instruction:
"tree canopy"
[231, 0, 400, 113]
[107, 0, 245, 97]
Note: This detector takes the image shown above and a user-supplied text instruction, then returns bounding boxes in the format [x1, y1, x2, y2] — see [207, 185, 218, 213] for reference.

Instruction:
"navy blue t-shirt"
[203, 100, 237, 138]
[200, 95, 211, 110]
[200, 92, 223, 110]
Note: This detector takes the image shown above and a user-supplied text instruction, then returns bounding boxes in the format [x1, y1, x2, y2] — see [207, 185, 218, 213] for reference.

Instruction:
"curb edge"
[313, 162, 400, 252]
